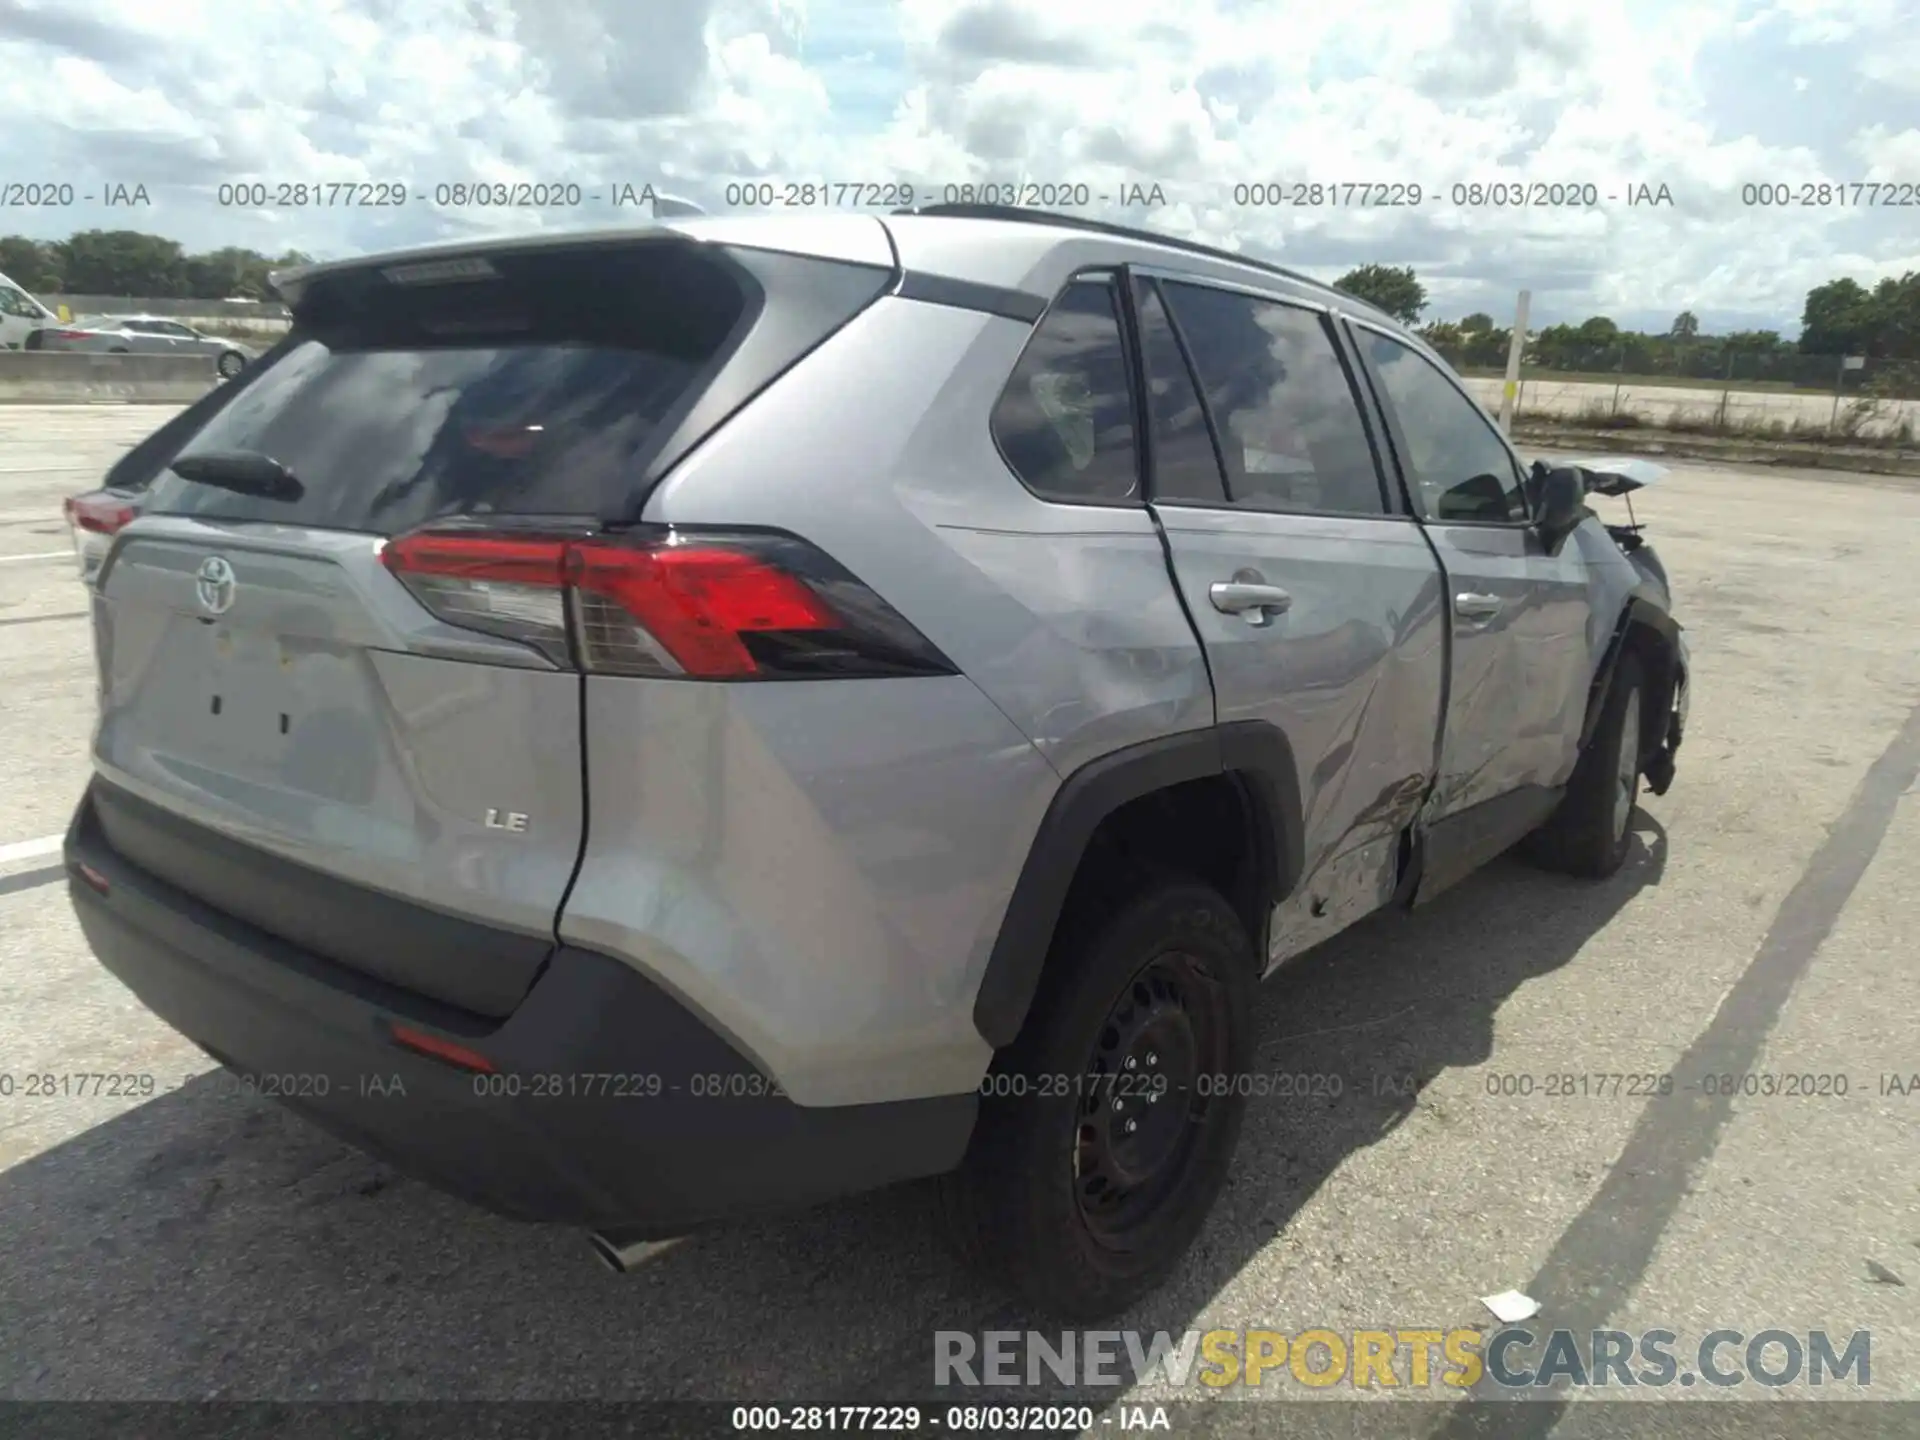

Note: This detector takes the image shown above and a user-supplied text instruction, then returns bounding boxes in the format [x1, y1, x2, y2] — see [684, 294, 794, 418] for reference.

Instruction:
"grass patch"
[1516, 400, 1918, 450]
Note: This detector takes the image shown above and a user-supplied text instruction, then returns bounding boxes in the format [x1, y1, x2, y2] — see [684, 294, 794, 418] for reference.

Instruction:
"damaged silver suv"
[64, 205, 1688, 1320]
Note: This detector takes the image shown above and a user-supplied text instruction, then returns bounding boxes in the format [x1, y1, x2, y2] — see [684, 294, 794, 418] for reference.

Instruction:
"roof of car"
[268, 208, 1399, 329]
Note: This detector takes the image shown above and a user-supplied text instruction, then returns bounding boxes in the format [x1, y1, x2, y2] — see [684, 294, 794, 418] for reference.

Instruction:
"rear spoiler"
[1560, 455, 1671, 496]
[268, 192, 709, 310]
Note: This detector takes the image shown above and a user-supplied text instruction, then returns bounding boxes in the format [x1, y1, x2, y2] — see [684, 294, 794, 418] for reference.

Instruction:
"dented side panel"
[1150, 507, 1448, 972]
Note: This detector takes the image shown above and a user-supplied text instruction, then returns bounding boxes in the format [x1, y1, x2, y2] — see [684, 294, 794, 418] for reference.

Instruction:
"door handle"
[1210, 580, 1293, 622]
[1454, 592, 1503, 619]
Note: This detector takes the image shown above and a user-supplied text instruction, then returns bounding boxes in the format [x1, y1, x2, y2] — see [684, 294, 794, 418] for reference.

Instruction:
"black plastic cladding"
[971, 721, 1304, 1049]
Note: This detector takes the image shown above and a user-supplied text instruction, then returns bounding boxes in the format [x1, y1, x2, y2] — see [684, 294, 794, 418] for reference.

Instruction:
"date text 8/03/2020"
[1227, 181, 1677, 207]
[727, 1404, 1171, 1433]
[720, 181, 1169, 209]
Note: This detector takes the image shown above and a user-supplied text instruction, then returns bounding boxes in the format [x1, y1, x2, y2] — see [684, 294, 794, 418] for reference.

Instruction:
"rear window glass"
[138, 239, 882, 534]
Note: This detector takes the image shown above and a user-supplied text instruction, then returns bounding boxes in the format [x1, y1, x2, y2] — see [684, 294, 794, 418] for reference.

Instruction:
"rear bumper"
[65, 783, 977, 1234]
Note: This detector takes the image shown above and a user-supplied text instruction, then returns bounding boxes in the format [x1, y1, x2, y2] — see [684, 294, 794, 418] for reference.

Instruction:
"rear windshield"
[137, 238, 889, 533]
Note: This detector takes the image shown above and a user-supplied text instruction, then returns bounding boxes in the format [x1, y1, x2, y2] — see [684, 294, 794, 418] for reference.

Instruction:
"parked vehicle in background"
[0, 271, 60, 349]
[27, 314, 255, 378]
[60, 205, 1690, 1320]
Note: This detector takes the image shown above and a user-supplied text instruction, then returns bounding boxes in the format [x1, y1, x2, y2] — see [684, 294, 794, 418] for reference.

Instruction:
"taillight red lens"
[64, 494, 137, 535]
[380, 530, 569, 587]
[571, 544, 839, 679]
[381, 526, 953, 681]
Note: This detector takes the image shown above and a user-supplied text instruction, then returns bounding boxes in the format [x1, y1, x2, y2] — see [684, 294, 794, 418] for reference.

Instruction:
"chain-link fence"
[1430, 340, 1920, 443]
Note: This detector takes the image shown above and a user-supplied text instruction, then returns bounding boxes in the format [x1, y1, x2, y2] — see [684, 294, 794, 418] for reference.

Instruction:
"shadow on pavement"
[0, 821, 1665, 1413]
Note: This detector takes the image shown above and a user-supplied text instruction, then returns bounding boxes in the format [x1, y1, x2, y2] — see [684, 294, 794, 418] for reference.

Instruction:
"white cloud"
[0, 0, 1913, 331]
[1852, 126, 1920, 179]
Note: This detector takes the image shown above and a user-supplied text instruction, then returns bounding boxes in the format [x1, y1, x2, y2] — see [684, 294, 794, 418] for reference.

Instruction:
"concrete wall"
[1462, 376, 1919, 439]
[45, 295, 289, 321]
[0, 353, 217, 404]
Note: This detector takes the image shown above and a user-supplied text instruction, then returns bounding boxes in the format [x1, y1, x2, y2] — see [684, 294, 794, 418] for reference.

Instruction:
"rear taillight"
[64, 491, 138, 579]
[380, 527, 954, 681]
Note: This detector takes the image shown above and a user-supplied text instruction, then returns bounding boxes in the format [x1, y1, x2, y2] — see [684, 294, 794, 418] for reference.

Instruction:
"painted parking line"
[0, 834, 63, 866]
[0, 551, 70, 565]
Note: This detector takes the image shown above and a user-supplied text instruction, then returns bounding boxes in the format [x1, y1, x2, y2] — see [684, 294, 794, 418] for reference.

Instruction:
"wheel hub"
[1093, 1004, 1194, 1183]
[1074, 959, 1215, 1244]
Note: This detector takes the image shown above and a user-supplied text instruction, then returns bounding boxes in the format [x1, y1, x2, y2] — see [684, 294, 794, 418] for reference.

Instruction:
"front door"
[1346, 324, 1592, 846]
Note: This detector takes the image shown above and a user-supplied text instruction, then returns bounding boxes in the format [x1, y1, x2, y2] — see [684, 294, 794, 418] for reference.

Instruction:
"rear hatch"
[86, 229, 894, 1017]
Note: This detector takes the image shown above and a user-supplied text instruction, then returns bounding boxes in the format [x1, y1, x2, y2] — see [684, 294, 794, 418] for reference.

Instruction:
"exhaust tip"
[589, 1230, 685, 1274]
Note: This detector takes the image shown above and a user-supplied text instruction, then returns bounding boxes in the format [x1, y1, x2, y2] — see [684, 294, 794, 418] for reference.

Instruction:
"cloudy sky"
[2, 0, 1915, 334]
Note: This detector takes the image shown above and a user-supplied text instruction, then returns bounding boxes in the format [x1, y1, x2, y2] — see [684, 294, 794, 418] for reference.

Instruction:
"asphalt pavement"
[0, 405, 1915, 1435]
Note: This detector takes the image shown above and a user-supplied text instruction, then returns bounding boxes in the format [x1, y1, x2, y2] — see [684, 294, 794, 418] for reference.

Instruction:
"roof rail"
[890, 202, 1351, 306]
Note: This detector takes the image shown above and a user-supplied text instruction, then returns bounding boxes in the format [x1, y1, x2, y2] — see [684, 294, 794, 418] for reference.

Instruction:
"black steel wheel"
[940, 879, 1255, 1319]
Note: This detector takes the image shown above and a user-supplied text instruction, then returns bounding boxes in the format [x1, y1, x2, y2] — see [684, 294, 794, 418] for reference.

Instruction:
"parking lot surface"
[1, 405, 1916, 1433]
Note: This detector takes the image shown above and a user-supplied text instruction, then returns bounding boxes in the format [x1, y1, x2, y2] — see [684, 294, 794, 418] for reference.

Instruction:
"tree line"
[5, 230, 1914, 371]
[0, 230, 313, 300]
[1331, 262, 1920, 370]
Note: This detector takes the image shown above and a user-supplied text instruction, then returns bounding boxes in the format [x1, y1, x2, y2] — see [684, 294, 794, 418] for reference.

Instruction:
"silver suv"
[64, 205, 1688, 1319]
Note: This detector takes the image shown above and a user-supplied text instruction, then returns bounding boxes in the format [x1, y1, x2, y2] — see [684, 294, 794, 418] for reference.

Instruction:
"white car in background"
[0, 271, 60, 349]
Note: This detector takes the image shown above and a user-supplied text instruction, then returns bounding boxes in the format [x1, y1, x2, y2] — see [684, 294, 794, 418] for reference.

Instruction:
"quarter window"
[1160, 282, 1386, 516]
[1357, 330, 1528, 523]
[991, 277, 1139, 504]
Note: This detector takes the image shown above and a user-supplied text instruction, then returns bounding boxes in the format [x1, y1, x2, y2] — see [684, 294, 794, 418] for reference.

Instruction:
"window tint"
[1358, 330, 1528, 523]
[1160, 282, 1384, 516]
[1133, 278, 1227, 504]
[991, 277, 1139, 503]
[140, 240, 812, 534]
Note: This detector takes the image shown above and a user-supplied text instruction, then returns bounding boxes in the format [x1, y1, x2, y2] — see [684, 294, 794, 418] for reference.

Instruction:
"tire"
[217, 351, 245, 379]
[1523, 649, 1646, 877]
[940, 879, 1255, 1320]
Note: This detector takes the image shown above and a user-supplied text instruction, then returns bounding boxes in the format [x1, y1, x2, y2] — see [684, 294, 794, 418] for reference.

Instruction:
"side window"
[991, 277, 1139, 504]
[1132, 278, 1227, 504]
[1357, 330, 1528, 523]
[1159, 282, 1386, 517]
[0, 287, 41, 318]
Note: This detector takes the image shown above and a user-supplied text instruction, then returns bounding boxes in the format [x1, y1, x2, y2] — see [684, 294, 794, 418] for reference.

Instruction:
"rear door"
[1346, 323, 1592, 821]
[1135, 272, 1448, 963]
[87, 232, 893, 1017]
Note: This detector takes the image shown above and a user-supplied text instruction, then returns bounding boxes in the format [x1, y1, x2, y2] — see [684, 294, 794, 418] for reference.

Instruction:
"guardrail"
[44, 295, 289, 321]
[0, 352, 218, 403]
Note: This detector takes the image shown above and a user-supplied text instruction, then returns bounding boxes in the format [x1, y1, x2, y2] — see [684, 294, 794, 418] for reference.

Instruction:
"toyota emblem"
[195, 555, 237, 617]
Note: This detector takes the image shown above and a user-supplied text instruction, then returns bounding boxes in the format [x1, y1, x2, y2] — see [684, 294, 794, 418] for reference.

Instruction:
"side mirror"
[1530, 462, 1588, 554]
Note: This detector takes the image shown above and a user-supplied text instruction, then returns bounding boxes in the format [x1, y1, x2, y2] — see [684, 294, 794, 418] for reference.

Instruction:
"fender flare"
[971, 720, 1304, 1049]
[1581, 596, 1683, 756]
